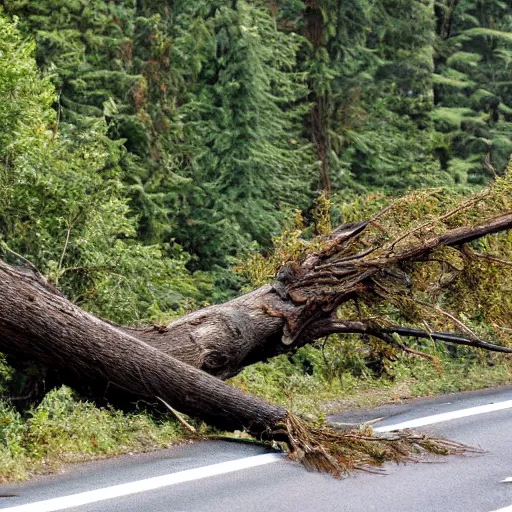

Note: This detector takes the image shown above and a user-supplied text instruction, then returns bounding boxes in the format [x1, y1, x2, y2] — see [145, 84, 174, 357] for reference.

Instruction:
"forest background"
[0, 0, 511, 480]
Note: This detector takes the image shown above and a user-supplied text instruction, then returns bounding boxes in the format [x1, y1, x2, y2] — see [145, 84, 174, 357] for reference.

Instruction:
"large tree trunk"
[120, 285, 288, 380]
[0, 209, 511, 474]
[0, 261, 287, 435]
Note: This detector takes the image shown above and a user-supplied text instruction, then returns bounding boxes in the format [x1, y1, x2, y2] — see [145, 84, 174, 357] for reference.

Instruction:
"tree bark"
[120, 285, 289, 380]
[0, 261, 287, 436]
[2, 211, 511, 404]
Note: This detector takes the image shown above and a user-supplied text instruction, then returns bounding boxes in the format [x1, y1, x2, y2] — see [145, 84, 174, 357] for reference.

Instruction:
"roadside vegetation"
[1, 347, 510, 482]
[233, 343, 512, 416]
[0, 385, 187, 483]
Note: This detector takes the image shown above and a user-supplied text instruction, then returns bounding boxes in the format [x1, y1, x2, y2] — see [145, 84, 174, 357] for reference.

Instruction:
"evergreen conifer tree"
[168, 1, 314, 271]
[2, 0, 184, 242]
[0, 11, 208, 323]
[433, 0, 512, 182]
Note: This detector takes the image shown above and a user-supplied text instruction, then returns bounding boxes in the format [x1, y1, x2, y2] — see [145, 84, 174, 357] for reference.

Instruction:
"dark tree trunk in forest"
[303, 2, 332, 194]
[435, 0, 460, 40]
[433, 0, 461, 107]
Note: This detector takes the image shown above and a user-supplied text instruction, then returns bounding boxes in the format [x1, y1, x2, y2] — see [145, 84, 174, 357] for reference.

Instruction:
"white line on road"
[4, 398, 512, 512]
[490, 506, 512, 511]
[0, 453, 284, 512]
[374, 399, 512, 432]
[502, 477, 512, 483]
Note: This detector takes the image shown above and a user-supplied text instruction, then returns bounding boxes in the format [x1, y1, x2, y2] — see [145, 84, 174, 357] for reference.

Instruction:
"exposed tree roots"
[273, 413, 476, 477]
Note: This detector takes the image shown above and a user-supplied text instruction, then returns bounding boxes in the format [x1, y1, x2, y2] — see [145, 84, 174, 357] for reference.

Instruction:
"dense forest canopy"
[1, 0, 511, 316]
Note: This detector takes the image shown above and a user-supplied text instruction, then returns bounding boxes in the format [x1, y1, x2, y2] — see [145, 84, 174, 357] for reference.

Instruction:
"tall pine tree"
[168, 1, 315, 271]
[433, 0, 512, 182]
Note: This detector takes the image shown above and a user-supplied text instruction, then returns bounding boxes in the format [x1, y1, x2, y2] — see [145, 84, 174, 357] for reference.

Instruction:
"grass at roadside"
[231, 345, 512, 417]
[1, 347, 511, 483]
[0, 387, 187, 483]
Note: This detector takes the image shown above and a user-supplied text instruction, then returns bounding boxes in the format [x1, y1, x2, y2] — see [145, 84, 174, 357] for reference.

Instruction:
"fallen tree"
[1, 181, 512, 475]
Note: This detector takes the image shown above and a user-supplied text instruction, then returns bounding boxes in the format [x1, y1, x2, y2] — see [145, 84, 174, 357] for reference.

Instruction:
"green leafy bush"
[0, 387, 183, 482]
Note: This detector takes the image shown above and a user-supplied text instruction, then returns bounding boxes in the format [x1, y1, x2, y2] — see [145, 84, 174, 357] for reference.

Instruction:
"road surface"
[2, 385, 512, 511]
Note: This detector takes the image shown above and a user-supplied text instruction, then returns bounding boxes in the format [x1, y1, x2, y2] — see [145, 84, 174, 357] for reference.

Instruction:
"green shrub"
[0, 387, 184, 482]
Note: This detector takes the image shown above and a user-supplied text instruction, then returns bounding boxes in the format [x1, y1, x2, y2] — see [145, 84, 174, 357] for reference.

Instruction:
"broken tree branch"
[307, 319, 512, 354]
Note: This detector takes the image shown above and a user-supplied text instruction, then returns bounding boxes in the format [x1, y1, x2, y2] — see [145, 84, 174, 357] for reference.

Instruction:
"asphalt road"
[2, 385, 512, 512]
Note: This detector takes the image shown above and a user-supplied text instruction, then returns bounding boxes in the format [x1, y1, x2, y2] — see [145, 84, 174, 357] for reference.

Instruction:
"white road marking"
[0, 453, 284, 512]
[502, 477, 512, 483]
[4, 398, 512, 511]
[374, 399, 512, 432]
